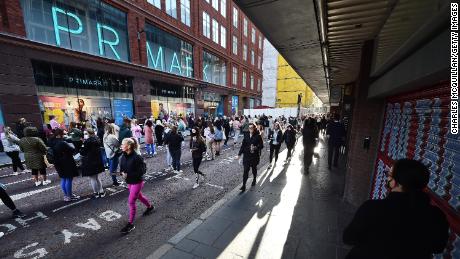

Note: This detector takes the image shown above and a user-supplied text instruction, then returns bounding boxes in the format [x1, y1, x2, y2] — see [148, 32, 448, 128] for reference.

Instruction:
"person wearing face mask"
[267, 122, 283, 169]
[237, 123, 264, 192]
[343, 159, 449, 259]
[190, 127, 207, 189]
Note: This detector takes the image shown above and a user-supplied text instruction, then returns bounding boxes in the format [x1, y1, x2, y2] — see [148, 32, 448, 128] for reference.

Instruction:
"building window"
[145, 23, 194, 78]
[258, 56, 262, 69]
[212, 0, 219, 11]
[180, 0, 191, 26]
[251, 50, 254, 65]
[242, 71, 247, 88]
[220, 26, 226, 48]
[259, 35, 262, 49]
[232, 66, 237, 86]
[243, 18, 248, 37]
[166, 0, 177, 18]
[232, 35, 238, 55]
[258, 78, 262, 92]
[147, 0, 161, 9]
[250, 74, 254, 90]
[251, 28, 256, 43]
[212, 19, 219, 44]
[205, 0, 209, 3]
[20, 0, 130, 62]
[203, 12, 210, 38]
[232, 7, 238, 28]
[203, 50, 226, 86]
[220, 0, 226, 17]
[243, 44, 247, 61]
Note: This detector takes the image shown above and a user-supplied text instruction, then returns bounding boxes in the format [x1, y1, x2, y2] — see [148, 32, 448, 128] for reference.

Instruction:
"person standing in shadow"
[326, 113, 346, 169]
[343, 159, 449, 259]
[238, 123, 264, 193]
[302, 118, 318, 173]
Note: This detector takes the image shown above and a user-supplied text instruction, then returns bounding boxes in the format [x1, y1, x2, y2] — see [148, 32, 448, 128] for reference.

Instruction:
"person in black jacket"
[343, 159, 449, 259]
[283, 124, 297, 161]
[190, 127, 207, 189]
[164, 126, 184, 173]
[50, 129, 80, 202]
[302, 118, 319, 173]
[238, 123, 264, 192]
[119, 137, 154, 234]
[154, 120, 164, 146]
[326, 113, 346, 169]
[80, 129, 106, 198]
[267, 122, 283, 169]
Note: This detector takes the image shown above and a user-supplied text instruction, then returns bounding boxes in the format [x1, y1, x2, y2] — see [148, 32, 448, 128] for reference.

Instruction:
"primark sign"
[20, 0, 195, 78]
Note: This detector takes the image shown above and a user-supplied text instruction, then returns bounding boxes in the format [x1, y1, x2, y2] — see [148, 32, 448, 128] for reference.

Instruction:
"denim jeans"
[170, 149, 181, 171]
[146, 143, 155, 155]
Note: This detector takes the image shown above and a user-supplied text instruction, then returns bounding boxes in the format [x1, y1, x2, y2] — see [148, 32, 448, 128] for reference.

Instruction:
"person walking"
[119, 118, 133, 142]
[15, 118, 28, 139]
[326, 114, 346, 169]
[241, 116, 250, 140]
[0, 182, 25, 218]
[154, 120, 164, 146]
[1, 127, 29, 175]
[119, 138, 154, 234]
[164, 126, 184, 173]
[204, 122, 216, 160]
[163, 123, 173, 171]
[343, 159, 449, 259]
[80, 129, 106, 198]
[19, 127, 49, 187]
[49, 129, 80, 202]
[103, 124, 121, 186]
[302, 118, 319, 173]
[68, 122, 84, 153]
[144, 120, 155, 157]
[238, 123, 263, 192]
[131, 119, 142, 146]
[284, 124, 297, 162]
[214, 124, 224, 156]
[223, 116, 231, 147]
[267, 122, 283, 169]
[232, 117, 241, 147]
[190, 127, 207, 189]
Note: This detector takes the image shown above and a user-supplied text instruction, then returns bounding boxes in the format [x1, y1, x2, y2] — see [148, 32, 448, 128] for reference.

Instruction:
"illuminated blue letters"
[51, 6, 83, 46]
[170, 52, 182, 74]
[146, 42, 165, 71]
[97, 23, 121, 60]
[185, 56, 192, 77]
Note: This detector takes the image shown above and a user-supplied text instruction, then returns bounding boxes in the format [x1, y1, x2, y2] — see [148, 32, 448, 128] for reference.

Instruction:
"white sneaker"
[35, 182, 42, 187]
[42, 180, 51, 185]
[12, 172, 19, 176]
[193, 183, 199, 189]
[23, 169, 31, 173]
[179, 170, 183, 173]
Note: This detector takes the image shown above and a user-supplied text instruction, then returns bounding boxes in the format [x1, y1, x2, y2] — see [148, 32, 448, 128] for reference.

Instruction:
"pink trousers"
[128, 182, 151, 224]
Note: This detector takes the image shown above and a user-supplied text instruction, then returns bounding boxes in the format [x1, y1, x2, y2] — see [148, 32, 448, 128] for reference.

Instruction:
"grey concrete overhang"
[234, 0, 330, 104]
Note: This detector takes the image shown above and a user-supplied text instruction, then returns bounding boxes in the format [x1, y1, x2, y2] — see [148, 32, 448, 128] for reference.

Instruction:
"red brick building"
[0, 0, 263, 128]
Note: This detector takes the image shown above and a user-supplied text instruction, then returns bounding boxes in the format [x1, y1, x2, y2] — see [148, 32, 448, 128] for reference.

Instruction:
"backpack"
[215, 129, 223, 141]
[46, 147, 55, 164]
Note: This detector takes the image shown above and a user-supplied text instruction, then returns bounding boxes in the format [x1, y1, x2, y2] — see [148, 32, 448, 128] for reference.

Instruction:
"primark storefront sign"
[20, 0, 130, 61]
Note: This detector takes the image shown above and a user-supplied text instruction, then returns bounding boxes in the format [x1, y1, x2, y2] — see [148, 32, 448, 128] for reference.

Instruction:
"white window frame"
[203, 12, 211, 38]
[232, 7, 238, 28]
[258, 56, 262, 69]
[232, 66, 237, 85]
[242, 71, 247, 88]
[251, 50, 254, 65]
[232, 35, 238, 55]
[243, 18, 248, 37]
[259, 35, 262, 49]
[212, 0, 219, 11]
[220, 25, 226, 48]
[220, 0, 226, 17]
[251, 28, 256, 43]
[147, 0, 161, 9]
[180, 0, 191, 27]
[166, 0, 177, 18]
[250, 74, 254, 90]
[212, 19, 219, 44]
[243, 44, 247, 61]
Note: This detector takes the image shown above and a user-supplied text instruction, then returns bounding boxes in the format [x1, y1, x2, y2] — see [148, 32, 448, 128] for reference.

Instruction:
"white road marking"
[52, 198, 91, 213]
[0, 186, 58, 206]
[4, 173, 58, 186]
[109, 190, 125, 196]
[205, 183, 224, 189]
[105, 187, 117, 192]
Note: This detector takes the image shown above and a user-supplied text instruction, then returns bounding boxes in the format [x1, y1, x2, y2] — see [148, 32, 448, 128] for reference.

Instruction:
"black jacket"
[238, 133, 263, 166]
[302, 125, 318, 146]
[326, 120, 346, 146]
[119, 151, 145, 184]
[343, 192, 449, 259]
[50, 138, 79, 178]
[80, 136, 104, 176]
[268, 129, 283, 146]
[165, 132, 184, 152]
[190, 138, 206, 159]
[283, 129, 296, 148]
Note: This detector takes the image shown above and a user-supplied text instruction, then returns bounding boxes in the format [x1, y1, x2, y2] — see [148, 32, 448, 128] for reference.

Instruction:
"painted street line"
[52, 198, 91, 213]
[205, 183, 224, 189]
[4, 173, 58, 186]
[108, 190, 125, 196]
[0, 171, 27, 179]
[1, 186, 58, 205]
[105, 187, 117, 192]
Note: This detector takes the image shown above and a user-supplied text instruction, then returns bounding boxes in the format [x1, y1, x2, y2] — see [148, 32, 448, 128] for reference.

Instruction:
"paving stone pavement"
[151, 136, 357, 259]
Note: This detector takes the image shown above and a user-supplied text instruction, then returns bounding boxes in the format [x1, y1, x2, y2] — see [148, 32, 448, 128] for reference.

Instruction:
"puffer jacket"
[18, 127, 47, 170]
[1, 133, 21, 152]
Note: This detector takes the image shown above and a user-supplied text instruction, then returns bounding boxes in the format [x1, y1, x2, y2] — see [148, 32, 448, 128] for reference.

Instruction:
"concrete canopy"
[234, 0, 329, 104]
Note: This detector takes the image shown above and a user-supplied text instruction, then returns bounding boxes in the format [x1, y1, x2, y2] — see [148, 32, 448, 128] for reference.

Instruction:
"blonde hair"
[122, 137, 138, 152]
[105, 124, 116, 135]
